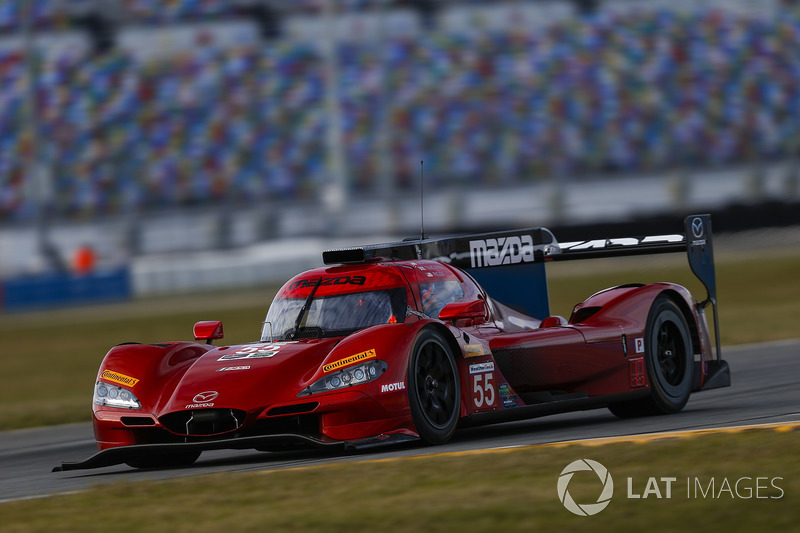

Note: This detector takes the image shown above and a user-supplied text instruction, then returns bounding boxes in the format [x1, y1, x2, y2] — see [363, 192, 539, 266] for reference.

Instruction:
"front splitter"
[54, 432, 419, 471]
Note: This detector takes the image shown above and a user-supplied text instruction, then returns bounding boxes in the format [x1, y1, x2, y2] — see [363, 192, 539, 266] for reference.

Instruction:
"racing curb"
[259, 420, 800, 474]
[534, 420, 800, 448]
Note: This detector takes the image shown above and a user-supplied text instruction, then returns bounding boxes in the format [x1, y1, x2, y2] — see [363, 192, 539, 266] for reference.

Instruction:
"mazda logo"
[691, 217, 704, 239]
[192, 391, 219, 403]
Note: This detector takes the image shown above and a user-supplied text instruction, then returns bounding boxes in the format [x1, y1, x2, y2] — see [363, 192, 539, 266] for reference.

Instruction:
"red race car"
[56, 214, 729, 471]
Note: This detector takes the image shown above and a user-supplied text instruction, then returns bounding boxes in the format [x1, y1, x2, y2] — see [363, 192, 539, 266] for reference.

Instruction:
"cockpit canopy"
[260, 261, 486, 341]
[261, 265, 410, 341]
[262, 287, 407, 341]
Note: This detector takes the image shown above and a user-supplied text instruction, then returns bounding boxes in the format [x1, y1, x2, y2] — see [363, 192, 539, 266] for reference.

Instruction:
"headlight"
[297, 360, 389, 397]
[93, 381, 141, 409]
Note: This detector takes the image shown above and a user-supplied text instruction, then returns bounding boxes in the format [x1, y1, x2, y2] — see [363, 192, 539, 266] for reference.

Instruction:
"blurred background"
[0, 0, 799, 311]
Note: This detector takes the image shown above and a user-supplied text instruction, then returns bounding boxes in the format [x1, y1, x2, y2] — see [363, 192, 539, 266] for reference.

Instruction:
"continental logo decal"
[463, 344, 486, 357]
[323, 349, 376, 373]
[100, 370, 139, 387]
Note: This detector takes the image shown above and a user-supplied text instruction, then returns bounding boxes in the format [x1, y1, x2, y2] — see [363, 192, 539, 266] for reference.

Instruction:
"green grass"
[3, 427, 798, 532]
[1, 249, 799, 431]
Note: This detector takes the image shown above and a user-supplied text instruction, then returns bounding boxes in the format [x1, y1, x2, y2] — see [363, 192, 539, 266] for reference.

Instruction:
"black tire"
[610, 296, 693, 417]
[125, 451, 201, 469]
[407, 329, 460, 444]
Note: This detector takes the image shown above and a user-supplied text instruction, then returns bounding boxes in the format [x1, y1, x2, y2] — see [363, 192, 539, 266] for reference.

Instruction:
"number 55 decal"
[473, 373, 496, 408]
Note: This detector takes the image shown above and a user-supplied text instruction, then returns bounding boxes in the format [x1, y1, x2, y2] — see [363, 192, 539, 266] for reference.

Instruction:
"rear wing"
[323, 214, 720, 358]
[552, 214, 720, 362]
[552, 214, 717, 305]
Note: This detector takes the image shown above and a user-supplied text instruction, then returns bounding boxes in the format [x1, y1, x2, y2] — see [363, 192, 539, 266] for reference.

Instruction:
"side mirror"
[438, 300, 488, 323]
[194, 321, 224, 344]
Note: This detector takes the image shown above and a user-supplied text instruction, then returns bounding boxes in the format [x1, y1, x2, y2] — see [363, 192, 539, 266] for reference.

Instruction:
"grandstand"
[0, 0, 799, 287]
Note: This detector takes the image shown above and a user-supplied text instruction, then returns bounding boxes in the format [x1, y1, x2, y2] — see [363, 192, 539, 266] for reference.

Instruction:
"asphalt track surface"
[2, 340, 798, 503]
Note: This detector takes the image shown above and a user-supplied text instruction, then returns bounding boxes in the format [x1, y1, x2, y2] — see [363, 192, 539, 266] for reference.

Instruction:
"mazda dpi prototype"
[57, 215, 729, 471]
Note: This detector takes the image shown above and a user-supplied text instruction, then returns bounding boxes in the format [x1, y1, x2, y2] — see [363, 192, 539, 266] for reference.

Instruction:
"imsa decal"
[499, 383, 519, 408]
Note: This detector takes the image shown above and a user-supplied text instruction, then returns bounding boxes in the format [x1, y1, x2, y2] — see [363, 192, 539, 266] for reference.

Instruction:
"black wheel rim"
[656, 320, 686, 387]
[414, 340, 457, 429]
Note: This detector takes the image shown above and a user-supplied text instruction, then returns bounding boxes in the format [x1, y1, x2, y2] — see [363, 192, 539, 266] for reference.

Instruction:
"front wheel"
[610, 296, 693, 417]
[407, 329, 460, 444]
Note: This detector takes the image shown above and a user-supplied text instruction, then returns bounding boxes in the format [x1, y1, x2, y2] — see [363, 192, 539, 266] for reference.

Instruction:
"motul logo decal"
[380, 382, 405, 393]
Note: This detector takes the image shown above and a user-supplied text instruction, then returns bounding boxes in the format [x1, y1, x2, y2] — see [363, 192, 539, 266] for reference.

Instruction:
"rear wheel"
[407, 329, 460, 444]
[610, 296, 693, 417]
[125, 451, 201, 469]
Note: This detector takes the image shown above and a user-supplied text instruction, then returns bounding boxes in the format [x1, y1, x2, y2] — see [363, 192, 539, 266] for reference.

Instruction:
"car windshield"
[261, 287, 407, 341]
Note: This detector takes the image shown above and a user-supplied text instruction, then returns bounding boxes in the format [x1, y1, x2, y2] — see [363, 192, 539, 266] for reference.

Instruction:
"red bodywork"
[88, 259, 714, 458]
[50, 216, 727, 471]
